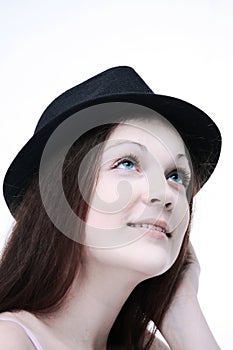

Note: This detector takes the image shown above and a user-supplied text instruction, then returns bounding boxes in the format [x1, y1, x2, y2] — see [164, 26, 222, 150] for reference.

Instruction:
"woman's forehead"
[106, 117, 187, 157]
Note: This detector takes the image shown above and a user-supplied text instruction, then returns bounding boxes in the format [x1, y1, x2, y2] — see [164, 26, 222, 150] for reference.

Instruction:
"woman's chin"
[131, 252, 174, 280]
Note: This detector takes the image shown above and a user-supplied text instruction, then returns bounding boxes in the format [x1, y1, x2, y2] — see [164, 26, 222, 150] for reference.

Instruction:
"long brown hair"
[0, 113, 201, 349]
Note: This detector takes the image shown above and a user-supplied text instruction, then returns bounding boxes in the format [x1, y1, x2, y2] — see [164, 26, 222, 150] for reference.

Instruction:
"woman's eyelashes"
[111, 153, 140, 171]
[111, 153, 191, 188]
[167, 168, 191, 188]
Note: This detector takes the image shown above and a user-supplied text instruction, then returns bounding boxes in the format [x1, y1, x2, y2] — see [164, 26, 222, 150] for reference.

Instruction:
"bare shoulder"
[0, 320, 35, 349]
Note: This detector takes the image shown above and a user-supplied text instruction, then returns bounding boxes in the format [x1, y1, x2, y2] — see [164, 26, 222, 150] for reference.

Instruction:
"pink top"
[0, 317, 44, 350]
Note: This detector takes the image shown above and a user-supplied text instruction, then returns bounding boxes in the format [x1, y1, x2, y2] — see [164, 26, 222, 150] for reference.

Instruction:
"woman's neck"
[40, 261, 142, 350]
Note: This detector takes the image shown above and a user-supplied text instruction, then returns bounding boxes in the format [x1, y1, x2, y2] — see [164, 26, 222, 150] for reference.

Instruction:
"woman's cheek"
[173, 189, 190, 229]
[94, 172, 143, 210]
[174, 203, 190, 250]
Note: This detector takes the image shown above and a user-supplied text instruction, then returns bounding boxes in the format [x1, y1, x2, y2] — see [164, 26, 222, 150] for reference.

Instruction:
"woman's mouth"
[127, 222, 172, 238]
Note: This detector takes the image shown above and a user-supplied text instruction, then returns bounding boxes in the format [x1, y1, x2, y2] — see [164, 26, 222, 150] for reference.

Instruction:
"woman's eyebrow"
[105, 140, 147, 152]
[104, 142, 190, 165]
[176, 153, 188, 161]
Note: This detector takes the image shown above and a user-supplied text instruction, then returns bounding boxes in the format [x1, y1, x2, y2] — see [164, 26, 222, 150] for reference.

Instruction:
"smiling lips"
[127, 220, 172, 238]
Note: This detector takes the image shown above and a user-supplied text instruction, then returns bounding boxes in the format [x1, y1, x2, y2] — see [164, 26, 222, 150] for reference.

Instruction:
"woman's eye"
[168, 172, 182, 184]
[168, 169, 191, 187]
[112, 154, 140, 171]
[117, 159, 135, 170]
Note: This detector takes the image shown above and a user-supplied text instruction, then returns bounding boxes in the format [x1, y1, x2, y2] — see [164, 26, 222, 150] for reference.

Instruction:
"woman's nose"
[149, 196, 173, 210]
[142, 170, 175, 211]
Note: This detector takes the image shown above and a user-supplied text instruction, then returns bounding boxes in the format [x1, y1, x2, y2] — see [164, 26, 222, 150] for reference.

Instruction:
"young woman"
[0, 66, 221, 349]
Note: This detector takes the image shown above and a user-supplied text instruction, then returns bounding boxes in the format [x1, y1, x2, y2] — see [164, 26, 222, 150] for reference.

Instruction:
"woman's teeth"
[127, 223, 167, 234]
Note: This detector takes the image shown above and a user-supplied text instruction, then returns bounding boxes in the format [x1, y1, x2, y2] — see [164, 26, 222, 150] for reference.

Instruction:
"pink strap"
[0, 317, 44, 350]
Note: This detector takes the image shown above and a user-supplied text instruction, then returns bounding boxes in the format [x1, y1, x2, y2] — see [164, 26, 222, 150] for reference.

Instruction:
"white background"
[0, 1, 232, 348]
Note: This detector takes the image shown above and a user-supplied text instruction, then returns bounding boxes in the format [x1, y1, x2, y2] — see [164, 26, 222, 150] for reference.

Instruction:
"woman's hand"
[160, 242, 221, 350]
[172, 241, 200, 302]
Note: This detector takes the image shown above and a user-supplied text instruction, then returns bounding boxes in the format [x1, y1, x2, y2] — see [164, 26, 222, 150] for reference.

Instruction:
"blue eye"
[168, 172, 182, 184]
[117, 159, 135, 170]
[112, 153, 140, 171]
[168, 169, 191, 187]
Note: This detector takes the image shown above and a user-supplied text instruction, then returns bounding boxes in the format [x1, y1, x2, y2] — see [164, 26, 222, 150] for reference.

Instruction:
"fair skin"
[0, 116, 220, 350]
[160, 243, 221, 350]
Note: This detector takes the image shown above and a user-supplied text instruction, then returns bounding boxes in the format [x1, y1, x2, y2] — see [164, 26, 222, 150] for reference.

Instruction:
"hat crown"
[35, 66, 153, 133]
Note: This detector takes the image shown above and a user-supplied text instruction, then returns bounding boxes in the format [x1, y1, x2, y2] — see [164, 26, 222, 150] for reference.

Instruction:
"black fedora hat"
[3, 66, 221, 216]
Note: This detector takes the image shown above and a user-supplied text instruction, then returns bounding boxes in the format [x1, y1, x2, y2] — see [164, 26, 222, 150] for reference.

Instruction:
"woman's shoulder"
[0, 311, 37, 349]
[0, 318, 35, 349]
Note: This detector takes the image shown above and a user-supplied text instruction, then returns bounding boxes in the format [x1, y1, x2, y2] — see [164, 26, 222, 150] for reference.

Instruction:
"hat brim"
[3, 92, 221, 216]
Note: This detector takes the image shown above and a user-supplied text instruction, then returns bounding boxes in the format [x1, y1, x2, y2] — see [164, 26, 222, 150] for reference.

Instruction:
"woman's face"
[84, 114, 192, 278]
